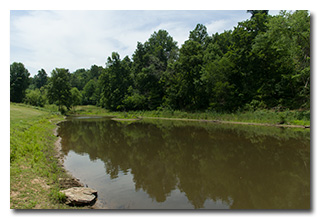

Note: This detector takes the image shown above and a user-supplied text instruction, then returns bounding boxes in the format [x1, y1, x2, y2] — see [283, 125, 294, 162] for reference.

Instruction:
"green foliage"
[10, 62, 30, 103]
[201, 55, 235, 112]
[50, 191, 67, 203]
[47, 68, 72, 112]
[11, 11, 310, 113]
[82, 79, 98, 105]
[99, 52, 132, 110]
[70, 68, 88, 90]
[252, 10, 310, 109]
[24, 88, 47, 107]
[167, 25, 207, 110]
[33, 69, 48, 89]
[189, 23, 209, 46]
[123, 86, 147, 110]
[70, 87, 82, 107]
[131, 30, 179, 110]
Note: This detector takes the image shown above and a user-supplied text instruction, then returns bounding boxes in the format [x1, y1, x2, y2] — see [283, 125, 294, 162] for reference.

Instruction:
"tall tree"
[252, 10, 310, 109]
[201, 30, 235, 111]
[33, 69, 48, 89]
[47, 68, 72, 111]
[10, 62, 30, 103]
[130, 29, 178, 110]
[226, 10, 270, 109]
[168, 24, 208, 110]
[88, 65, 104, 80]
[70, 68, 88, 91]
[70, 87, 82, 109]
[99, 52, 131, 110]
[82, 79, 98, 105]
[189, 24, 209, 47]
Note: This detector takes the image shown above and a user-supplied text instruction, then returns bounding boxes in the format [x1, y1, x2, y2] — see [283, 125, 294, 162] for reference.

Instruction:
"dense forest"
[10, 10, 310, 113]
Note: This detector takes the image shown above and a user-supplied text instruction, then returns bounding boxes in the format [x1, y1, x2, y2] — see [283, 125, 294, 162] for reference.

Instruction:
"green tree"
[70, 87, 82, 109]
[33, 69, 48, 89]
[47, 68, 72, 111]
[201, 30, 235, 111]
[24, 88, 47, 107]
[201, 56, 236, 112]
[252, 10, 310, 109]
[168, 24, 208, 110]
[225, 10, 270, 109]
[70, 68, 89, 90]
[88, 65, 104, 80]
[189, 24, 209, 47]
[10, 62, 30, 103]
[99, 52, 131, 110]
[122, 86, 147, 110]
[130, 30, 178, 110]
[247, 10, 269, 19]
[82, 79, 98, 105]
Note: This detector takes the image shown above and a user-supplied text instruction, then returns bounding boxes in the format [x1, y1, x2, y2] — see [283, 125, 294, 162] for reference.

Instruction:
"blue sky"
[10, 10, 281, 76]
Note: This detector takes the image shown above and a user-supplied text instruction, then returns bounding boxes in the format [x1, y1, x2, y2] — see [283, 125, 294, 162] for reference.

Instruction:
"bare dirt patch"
[31, 178, 51, 189]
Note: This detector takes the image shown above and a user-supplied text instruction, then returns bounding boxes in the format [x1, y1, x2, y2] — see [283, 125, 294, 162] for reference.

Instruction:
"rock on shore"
[60, 187, 98, 206]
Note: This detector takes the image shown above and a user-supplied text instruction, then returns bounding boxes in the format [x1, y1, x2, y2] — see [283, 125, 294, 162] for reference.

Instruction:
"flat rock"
[59, 178, 84, 188]
[61, 187, 97, 206]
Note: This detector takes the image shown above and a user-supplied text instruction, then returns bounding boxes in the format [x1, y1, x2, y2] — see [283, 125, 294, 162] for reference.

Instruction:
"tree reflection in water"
[58, 117, 310, 209]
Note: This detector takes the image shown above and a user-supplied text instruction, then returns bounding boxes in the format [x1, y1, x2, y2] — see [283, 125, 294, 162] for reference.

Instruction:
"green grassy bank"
[10, 103, 78, 209]
[71, 105, 310, 127]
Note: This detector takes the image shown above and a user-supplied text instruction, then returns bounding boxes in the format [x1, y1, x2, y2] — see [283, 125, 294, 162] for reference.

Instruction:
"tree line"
[10, 10, 310, 113]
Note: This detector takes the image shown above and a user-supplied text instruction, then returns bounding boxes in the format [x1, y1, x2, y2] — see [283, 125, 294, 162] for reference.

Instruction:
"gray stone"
[61, 187, 97, 206]
[59, 178, 83, 188]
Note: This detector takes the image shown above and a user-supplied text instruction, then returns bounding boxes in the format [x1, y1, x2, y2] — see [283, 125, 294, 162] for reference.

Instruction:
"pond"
[58, 116, 310, 209]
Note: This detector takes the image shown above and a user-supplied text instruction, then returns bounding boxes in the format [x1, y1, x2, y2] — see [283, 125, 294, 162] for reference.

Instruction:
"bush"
[24, 89, 47, 107]
[123, 93, 147, 110]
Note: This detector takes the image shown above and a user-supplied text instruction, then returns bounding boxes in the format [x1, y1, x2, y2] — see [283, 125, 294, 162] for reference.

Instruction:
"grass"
[70, 105, 310, 127]
[10, 103, 81, 209]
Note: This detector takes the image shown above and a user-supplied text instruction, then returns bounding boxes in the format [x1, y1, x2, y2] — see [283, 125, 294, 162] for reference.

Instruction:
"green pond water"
[58, 116, 310, 209]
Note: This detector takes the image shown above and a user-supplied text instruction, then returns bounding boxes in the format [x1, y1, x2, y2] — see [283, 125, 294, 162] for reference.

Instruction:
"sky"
[10, 10, 282, 77]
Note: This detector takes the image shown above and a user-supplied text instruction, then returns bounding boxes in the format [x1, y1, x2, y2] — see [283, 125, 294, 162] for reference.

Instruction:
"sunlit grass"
[10, 103, 79, 209]
[70, 105, 310, 126]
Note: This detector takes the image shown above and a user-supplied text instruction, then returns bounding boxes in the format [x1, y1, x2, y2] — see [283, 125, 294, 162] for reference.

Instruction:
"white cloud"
[205, 19, 229, 34]
[10, 10, 253, 76]
[11, 11, 174, 76]
[11, 11, 119, 75]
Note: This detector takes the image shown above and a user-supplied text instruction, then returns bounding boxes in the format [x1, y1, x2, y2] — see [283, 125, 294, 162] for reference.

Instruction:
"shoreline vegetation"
[10, 103, 310, 209]
[10, 103, 85, 209]
[72, 105, 310, 128]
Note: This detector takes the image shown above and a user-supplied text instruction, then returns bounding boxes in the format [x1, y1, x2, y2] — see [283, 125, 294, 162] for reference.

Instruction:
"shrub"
[24, 89, 47, 107]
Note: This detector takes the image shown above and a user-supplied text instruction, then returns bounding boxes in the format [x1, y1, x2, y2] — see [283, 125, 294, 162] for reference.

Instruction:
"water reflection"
[58, 117, 310, 209]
